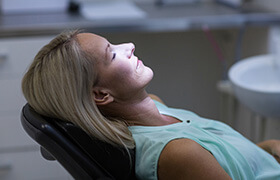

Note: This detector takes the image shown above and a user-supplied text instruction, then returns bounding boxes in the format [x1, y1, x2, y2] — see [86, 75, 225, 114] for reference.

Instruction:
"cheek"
[113, 63, 134, 81]
[115, 68, 136, 86]
[101, 64, 134, 89]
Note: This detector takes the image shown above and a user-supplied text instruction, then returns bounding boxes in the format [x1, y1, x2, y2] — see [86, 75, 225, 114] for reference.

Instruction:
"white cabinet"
[0, 36, 72, 180]
[0, 78, 26, 113]
[0, 151, 71, 180]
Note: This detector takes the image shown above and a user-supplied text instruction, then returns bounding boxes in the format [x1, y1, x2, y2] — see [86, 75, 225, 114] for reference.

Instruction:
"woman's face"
[77, 33, 153, 100]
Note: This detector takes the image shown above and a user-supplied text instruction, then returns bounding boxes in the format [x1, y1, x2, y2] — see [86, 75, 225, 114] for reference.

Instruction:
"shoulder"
[157, 139, 231, 180]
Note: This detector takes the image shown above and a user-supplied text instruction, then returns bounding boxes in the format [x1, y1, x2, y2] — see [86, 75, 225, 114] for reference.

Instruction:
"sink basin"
[229, 54, 280, 118]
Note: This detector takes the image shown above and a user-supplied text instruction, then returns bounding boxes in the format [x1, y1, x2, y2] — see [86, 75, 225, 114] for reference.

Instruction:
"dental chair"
[21, 103, 136, 180]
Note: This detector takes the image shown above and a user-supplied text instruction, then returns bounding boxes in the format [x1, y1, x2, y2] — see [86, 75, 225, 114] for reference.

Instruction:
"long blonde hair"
[22, 30, 135, 149]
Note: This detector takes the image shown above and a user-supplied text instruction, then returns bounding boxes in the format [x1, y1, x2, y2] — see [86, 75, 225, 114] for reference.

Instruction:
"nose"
[126, 43, 135, 59]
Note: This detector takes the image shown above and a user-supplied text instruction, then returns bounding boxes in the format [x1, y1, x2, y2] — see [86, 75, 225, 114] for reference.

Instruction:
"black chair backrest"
[21, 103, 136, 180]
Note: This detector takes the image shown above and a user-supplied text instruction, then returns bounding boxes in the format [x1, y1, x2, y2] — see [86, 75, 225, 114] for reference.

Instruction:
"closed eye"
[112, 53, 116, 60]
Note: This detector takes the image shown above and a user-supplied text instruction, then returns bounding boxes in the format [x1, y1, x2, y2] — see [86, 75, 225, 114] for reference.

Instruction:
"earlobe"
[93, 89, 114, 106]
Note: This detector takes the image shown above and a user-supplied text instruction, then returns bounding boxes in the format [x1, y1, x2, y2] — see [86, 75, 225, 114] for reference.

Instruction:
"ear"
[92, 88, 114, 106]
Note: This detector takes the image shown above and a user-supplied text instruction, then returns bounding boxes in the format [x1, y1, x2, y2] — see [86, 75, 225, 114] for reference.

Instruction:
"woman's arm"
[257, 139, 280, 163]
[158, 139, 232, 180]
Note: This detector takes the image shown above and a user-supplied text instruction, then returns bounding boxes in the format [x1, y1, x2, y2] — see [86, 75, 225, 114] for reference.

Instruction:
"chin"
[138, 66, 154, 87]
[145, 69, 154, 87]
[146, 67, 154, 81]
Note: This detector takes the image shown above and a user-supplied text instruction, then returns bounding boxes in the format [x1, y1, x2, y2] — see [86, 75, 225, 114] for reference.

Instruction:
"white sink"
[229, 54, 280, 118]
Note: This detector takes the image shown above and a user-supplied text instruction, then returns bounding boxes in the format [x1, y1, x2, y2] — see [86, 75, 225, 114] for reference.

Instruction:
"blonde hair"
[22, 30, 135, 149]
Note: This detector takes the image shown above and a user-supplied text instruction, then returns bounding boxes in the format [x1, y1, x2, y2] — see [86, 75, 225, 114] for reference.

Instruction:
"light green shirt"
[129, 100, 280, 180]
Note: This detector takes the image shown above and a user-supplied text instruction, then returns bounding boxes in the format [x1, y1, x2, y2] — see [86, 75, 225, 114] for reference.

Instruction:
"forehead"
[77, 33, 108, 58]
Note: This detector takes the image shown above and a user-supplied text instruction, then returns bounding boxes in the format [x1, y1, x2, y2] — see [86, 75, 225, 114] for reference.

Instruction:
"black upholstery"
[21, 103, 136, 180]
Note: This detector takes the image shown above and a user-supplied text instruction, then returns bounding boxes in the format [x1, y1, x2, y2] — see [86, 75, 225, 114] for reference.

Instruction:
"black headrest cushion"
[47, 117, 136, 180]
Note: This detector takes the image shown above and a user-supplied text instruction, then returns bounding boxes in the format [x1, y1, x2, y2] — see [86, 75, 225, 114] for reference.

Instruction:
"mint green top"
[128, 101, 280, 180]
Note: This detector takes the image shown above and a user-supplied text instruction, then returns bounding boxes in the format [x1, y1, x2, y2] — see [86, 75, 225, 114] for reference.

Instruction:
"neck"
[99, 91, 178, 126]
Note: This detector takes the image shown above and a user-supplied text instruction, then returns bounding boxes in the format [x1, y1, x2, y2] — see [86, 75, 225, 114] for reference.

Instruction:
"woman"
[22, 30, 280, 180]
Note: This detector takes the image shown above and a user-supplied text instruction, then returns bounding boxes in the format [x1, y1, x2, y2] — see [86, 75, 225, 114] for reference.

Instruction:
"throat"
[104, 94, 181, 126]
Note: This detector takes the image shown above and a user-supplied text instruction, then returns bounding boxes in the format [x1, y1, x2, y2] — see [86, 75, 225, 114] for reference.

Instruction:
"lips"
[136, 59, 142, 69]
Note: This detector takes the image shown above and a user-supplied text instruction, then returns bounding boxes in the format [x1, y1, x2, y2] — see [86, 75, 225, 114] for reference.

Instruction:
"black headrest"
[21, 103, 136, 180]
[53, 119, 136, 180]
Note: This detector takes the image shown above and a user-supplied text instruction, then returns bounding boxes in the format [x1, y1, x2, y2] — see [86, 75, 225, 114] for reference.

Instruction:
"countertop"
[0, 0, 280, 37]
